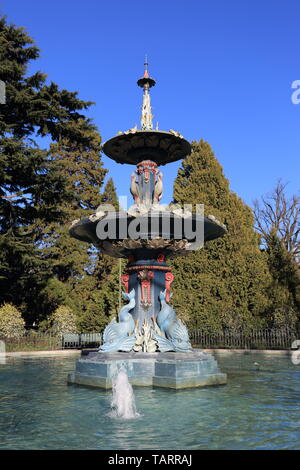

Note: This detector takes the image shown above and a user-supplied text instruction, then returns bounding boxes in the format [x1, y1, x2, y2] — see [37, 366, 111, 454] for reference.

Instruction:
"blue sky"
[1, 0, 299, 207]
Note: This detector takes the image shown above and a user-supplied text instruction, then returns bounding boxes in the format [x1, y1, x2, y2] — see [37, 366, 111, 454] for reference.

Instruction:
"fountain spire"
[137, 56, 156, 130]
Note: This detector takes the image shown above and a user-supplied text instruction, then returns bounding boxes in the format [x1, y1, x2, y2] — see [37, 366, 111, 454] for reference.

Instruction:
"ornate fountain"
[68, 61, 227, 389]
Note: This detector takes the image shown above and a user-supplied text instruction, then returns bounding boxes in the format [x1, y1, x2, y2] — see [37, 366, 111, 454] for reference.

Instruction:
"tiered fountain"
[68, 61, 227, 389]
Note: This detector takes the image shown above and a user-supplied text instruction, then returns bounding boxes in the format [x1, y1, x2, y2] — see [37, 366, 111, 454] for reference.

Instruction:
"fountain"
[68, 60, 227, 389]
[108, 370, 140, 419]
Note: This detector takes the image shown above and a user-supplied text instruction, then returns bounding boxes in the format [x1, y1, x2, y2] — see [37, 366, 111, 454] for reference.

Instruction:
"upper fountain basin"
[102, 130, 191, 165]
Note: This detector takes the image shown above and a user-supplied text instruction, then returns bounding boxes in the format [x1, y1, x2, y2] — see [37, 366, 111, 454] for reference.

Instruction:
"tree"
[0, 16, 119, 328]
[264, 231, 300, 329]
[49, 305, 78, 335]
[0, 303, 25, 338]
[75, 178, 122, 332]
[38, 137, 121, 329]
[253, 180, 300, 263]
[170, 139, 273, 332]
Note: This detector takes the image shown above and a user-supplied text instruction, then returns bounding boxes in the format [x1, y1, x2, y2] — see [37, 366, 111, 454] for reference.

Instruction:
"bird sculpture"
[153, 172, 163, 204]
[130, 172, 140, 205]
[154, 290, 192, 352]
[99, 289, 136, 352]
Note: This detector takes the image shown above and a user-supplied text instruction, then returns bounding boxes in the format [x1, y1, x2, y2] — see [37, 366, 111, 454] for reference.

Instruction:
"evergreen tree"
[35, 128, 107, 316]
[0, 17, 118, 327]
[38, 143, 121, 330]
[265, 232, 300, 329]
[76, 178, 122, 332]
[171, 140, 272, 332]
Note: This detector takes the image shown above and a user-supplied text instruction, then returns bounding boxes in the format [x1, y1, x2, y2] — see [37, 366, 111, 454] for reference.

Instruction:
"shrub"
[50, 305, 78, 335]
[0, 303, 25, 338]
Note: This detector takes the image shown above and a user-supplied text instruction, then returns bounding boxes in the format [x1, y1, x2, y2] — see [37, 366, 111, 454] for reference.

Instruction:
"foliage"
[49, 305, 78, 335]
[0, 16, 120, 329]
[265, 232, 300, 329]
[171, 139, 273, 332]
[0, 302, 25, 338]
[0, 16, 95, 320]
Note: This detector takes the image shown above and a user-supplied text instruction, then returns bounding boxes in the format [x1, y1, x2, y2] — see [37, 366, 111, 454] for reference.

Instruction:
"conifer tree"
[171, 140, 272, 332]
[264, 232, 300, 329]
[0, 16, 88, 318]
[38, 140, 121, 329]
[75, 178, 121, 331]
[0, 17, 118, 327]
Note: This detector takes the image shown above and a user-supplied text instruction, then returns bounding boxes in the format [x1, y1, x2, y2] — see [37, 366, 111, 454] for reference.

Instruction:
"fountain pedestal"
[67, 350, 226, 389]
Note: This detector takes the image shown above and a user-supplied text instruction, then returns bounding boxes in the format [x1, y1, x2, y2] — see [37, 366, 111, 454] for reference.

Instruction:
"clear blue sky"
[1, 0, 299, 207]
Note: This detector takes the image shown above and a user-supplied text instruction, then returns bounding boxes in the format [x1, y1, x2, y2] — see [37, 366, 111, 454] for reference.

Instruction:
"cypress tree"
[265, 232, 300, 329]
[171, 139, 272, 332]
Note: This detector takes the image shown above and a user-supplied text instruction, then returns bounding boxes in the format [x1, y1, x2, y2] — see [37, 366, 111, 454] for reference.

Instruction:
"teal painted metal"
[99, 289, 136, 352]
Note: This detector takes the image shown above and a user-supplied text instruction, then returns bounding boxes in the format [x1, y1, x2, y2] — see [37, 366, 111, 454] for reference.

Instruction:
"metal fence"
[62, 328, 299, 350]
[1, 328, 298, 352]
[0, 331, 102, 352]
[62, 333, 102, 349]
[0, 331, 61, 352]
[190, 328, 299, 350]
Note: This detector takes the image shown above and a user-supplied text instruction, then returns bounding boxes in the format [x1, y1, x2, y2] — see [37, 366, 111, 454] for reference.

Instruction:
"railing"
[0, 331, 61, 352]
[62, 333, 102, 349]
[1, 328, 298, 352]
[0, 331, 102, 352]
[190, 328, 299, 350]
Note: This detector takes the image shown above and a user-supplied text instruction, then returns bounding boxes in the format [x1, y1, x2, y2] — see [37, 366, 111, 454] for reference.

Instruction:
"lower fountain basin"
[67, 350, 227, 389]
[69, 211, 227, 258]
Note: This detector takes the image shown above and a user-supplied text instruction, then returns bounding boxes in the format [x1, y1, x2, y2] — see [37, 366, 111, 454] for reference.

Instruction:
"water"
[0, 352, 299, 449]
[108, 370, 140, 419]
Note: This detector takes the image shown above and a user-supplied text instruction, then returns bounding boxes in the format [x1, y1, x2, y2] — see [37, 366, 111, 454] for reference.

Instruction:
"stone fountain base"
[67, 350, 227, 389]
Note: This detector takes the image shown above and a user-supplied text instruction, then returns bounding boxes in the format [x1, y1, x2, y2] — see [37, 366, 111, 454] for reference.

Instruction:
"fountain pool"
[0, 352, 299, 450]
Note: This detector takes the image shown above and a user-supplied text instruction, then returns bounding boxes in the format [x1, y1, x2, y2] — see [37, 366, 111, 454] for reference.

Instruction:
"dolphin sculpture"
[99, 289, 136, 352]
[154, 290, 193, 352]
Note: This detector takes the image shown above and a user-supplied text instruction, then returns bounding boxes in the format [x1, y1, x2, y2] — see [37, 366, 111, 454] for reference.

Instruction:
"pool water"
[0, 352, 299, 450]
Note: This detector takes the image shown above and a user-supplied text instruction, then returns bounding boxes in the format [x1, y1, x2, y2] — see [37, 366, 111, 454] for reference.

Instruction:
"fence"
[62, 328, 298, 350]
[190, 328, 299, 350]
[1, 328, 298, 352]
[62, 333, 102, 349]
[0, 331, 102, 352]
[0, 331, 61, 352]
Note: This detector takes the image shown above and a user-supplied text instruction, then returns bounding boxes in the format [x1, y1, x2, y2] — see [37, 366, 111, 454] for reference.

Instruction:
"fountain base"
[67, 350, 227, 389]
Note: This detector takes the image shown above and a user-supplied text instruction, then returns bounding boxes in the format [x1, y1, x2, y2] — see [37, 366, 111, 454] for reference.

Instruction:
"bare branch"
[253, 180, 300, 263]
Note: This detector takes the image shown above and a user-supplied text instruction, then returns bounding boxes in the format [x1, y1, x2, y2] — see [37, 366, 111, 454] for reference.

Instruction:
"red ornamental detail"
[127, 255, 135, 264]
[137, 270, 154, 307]
[157, 253, 165, 263]
[121, 274, 130, 293]
[137, 160, 158, 184]
[165, 272, 174, 302]
[144, 167, 150, 183]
